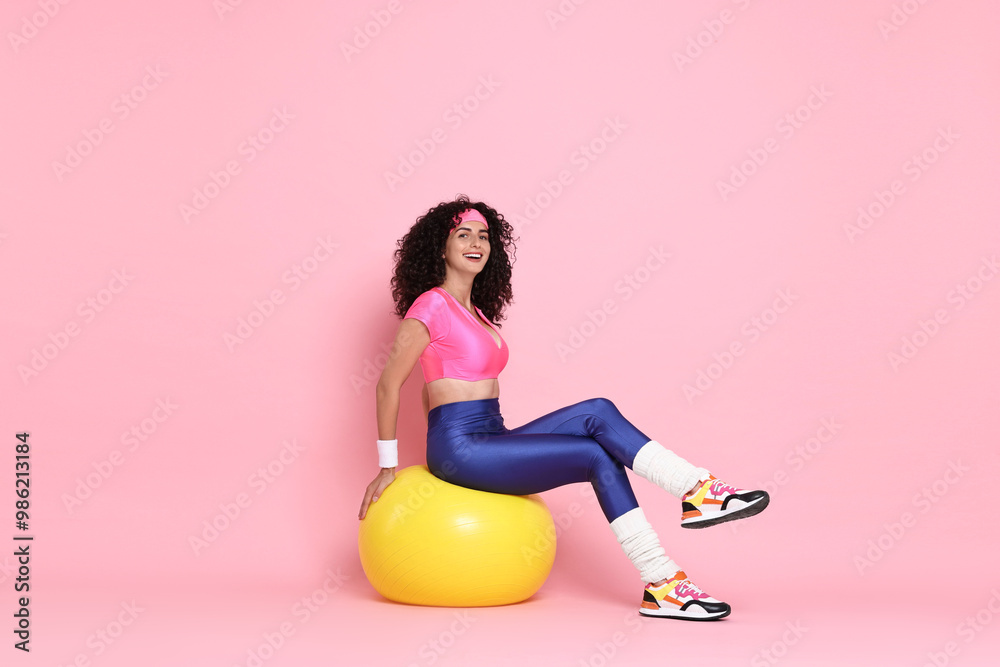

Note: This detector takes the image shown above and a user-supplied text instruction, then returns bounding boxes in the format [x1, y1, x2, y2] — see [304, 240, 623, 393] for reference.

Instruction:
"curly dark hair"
[391, 195, 517, 325]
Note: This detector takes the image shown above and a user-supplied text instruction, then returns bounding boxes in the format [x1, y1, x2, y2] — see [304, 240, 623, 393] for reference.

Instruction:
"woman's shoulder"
[403, 287, 452, 339]
[405, 286, 447, 315]
[414, 286, 446, 304]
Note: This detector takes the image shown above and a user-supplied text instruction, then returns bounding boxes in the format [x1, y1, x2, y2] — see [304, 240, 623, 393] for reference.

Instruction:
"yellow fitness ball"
[358, 465, 556, 606]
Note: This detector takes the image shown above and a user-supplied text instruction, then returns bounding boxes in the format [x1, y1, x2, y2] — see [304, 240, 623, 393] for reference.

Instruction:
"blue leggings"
[426, 397, 652, 523]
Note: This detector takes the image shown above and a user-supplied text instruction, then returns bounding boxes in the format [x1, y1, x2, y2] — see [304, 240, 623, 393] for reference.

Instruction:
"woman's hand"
[358, 468, 396, 520]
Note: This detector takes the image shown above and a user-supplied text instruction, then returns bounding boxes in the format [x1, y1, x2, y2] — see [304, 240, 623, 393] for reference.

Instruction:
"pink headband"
[450, 208, 489, 231]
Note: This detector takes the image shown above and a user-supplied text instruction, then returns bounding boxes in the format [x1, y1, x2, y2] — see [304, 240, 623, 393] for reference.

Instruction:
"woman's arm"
[375, 318, 428, 440]
[359, 318, 429, 520]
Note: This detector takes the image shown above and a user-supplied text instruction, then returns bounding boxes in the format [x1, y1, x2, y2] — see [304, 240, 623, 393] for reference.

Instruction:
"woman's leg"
[505, 397, 712, 498]
[508, 397, 769, 528]
[431, 427, 683, 585]
[426, 398, 762, 594]
[427, 399, 684, 584]
[432, 427, 640, 523]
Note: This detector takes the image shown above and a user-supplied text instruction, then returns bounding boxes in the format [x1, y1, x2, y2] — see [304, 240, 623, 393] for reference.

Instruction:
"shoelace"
[673, 579, 709, 601]
[709, 479, 740, 497]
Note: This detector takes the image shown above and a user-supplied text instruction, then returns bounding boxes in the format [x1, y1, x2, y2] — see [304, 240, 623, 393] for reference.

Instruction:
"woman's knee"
[580, 397, 617, 414]
[587, 446, 627, 484]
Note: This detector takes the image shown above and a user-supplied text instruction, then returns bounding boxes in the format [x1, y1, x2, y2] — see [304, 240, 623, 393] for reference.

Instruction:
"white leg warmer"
[610, 507, 680, 584]
[632, 440, 711, 499]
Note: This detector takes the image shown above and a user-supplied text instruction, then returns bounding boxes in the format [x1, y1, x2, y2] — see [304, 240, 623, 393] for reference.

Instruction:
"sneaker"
[681, 475, 769, 529]
[639, 570, 731, 620]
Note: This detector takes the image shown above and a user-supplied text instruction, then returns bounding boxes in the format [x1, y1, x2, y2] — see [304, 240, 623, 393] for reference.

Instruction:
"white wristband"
[377, 439, 398, 468]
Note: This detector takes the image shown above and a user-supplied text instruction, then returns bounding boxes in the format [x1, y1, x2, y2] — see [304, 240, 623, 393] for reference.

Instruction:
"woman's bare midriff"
[425, 377, 500, 412]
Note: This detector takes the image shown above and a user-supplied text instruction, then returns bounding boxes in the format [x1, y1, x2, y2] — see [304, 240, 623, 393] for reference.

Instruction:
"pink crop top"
[403, 286, 509, 383]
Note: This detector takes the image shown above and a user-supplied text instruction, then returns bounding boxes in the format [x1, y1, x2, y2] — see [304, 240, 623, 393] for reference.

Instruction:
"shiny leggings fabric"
[426, 397, 652, 523]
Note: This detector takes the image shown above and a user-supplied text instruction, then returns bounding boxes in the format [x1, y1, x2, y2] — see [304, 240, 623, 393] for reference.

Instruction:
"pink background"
[3, 0, 999, 665]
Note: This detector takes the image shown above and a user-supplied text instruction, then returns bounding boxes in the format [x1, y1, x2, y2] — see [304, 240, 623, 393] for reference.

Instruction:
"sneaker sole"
[681, 492, 770, 529]
[639, 605, 731, 621]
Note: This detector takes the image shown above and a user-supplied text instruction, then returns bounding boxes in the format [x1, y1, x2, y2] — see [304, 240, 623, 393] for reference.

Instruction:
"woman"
[358, 196, 769, 620]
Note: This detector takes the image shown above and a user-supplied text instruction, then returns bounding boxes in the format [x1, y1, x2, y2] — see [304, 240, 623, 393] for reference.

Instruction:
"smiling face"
[442, 220, 490, 279]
